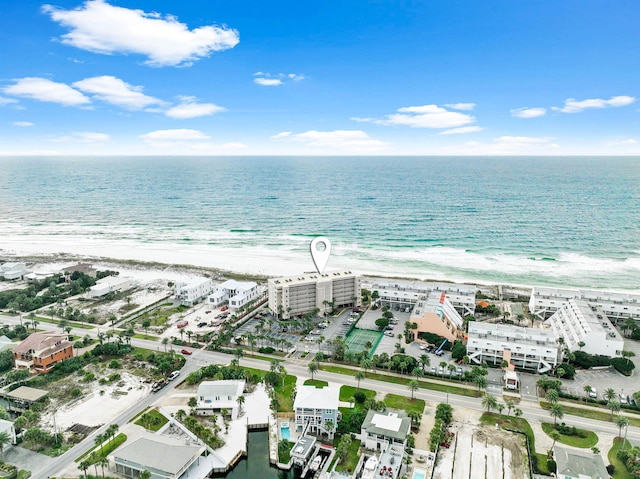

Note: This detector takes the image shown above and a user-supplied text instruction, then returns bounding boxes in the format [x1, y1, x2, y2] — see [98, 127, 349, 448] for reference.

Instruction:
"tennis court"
[345, 328, 383, 356]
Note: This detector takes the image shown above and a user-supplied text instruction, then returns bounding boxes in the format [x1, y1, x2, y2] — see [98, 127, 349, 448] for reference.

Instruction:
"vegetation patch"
[278, 439, 294, 464]
[541, 422, 598, 448]
[334, 437, 361, 474]
[339, 385, 375, 402]
[608, 438, 634, 479]
[135, 409, 169, 432]
[540, 401, 640, 427]
[304, 379, 329, 388]
[383, 393, 425, 415]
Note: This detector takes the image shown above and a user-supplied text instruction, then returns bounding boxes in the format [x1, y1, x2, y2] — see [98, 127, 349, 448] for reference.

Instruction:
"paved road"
[1, 312, 639, 478]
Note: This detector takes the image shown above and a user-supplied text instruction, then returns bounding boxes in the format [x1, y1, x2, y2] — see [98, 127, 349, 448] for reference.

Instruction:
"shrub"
[258, 347, 275, 354]
[353, 391, 366, 404]
[611, 357, 635, 376]
[547, 459, 557, 473]
[606, 464, 615, 474]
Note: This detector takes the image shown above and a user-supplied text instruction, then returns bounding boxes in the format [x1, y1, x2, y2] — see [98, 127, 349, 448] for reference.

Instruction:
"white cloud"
[165, 98, 225, 119]
[139, 128, 244, 151]
[254, 78, 283, 86]
[253, 72, 305, 86]
[494, 136, 554, 144]
[440, 136, 558, 155]
[140, 129, 211, 142]
[553, 95, 635, 113]
[272, 129, 387, 151]
[12, 121, 34, 127]
[444, 102, 476, 111]
[51, 131, 111, 142]
[3, 77, 90, 106]
[439, 126, 484, 135]
[73, 76, 164, 109]
[608, 138, 638, 145]
[43, 0, 239, 67]
[368, 104, 476, 129]
[0, 97, 19, 105]
[510, 107, 546, 118]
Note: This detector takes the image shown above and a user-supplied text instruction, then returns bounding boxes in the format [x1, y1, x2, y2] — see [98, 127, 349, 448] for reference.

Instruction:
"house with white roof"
[196, 380, 245, 420]
[86, 276, 133, 298]
[0, 262, 26, 281]
[293, 386, 339, 438]
[174, 277, 213, 306]
[110, 431, 206, 479]
[0, 419, 17, 444]
[545, 299, 624, 357]
[208, 279, 260, 311]
[361, 410, 411, 452]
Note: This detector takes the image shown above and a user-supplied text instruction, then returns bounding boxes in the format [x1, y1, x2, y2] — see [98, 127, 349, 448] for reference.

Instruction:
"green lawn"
[335, 439, 361, 474]
[608, 437, 634, 479]
[75, 433, 127, 464]
[320, 365, 479, 397]
[132, 333, 159, 341]
[384, 393, 425, 415]
[541, 422, 598, 448]
[540, 401, 640, 427]
[339, 385, 376, 402]
[135, 409, 169, 432]
[304, 379, 329, 388]
[480, 412, 549, 475]
[275, 375, 297, 412]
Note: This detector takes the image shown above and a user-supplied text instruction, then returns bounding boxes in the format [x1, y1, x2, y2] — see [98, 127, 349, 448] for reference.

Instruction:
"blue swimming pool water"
[280, 426, 291, 441]
[412, 468, 426, 479]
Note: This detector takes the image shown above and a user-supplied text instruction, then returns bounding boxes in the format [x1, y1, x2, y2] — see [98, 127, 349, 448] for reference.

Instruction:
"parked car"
[176, 320, 188, 329]
[589, 387, 597, 398]
[457, 367, 463, 376]
[619, 393, 628, 404]
[181, 349, 192, 355]
[198, 322, 208, 327]
[435, 350, 444, 356]
[419, 344, 428, 350]
[221, 305, 228, 312]
[168, 371, 180, 381]
[384, 331, 394, 337]
[385, 325, 394, 331]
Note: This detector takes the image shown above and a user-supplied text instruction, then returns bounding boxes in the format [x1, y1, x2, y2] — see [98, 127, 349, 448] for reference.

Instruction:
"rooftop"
[13, 331, 71, 355]
[197, 380, 245, 398]
[270, 271, 358, 286]
[468, 322, 557, 345]
[294, 386, 339, 411]
[5, 386, 49, 402]
[362, 410, 411, 441]
[554, 445, 609, 479]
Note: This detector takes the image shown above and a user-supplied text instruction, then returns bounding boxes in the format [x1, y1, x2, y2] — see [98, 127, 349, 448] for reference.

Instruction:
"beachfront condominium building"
[466, 322, 559, 373]
[409, 292, 465, 342]
[195, 380, 245, 420]
[529, 286, 640, 321]
[365, 278, 476, 317]
[545, 299, 624, 357]
[268, 271, 361, 319]
[0, 262, 27, 281]
[361, 410, 411, 452]
[208, 279, 261, 311]
[294, 385, 339, 438]
[12, 332, 74, 374]
[174, 277, 213, 306]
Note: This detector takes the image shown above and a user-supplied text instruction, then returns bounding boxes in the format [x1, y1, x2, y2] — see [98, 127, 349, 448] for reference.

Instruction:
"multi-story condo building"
[364, 278, 476, 317]
[545, 299, 624, 357]
[13, 332, 74, 374]
[529, 286, 640, 321]
[293, 386, 339, 438]
[268, 272, 361, 319]
[466, 322, 559, 373]
[409, 292, 465, 342]
[174, 277, 213, 306]
[208, 279, 261, 311]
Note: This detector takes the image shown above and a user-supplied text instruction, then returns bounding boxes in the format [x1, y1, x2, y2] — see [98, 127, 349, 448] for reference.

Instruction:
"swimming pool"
[412, 467, 426, 479]
[280, 422, 291, 441]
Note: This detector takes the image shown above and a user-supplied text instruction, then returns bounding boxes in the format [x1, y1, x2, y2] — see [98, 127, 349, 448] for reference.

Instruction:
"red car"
[181, 349, 192, 355]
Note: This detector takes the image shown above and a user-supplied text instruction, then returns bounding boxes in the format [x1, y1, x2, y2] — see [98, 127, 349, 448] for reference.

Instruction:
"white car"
[589, 387, 597, 398]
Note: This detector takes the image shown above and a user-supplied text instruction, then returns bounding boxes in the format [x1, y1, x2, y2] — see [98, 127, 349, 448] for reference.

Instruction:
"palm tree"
[0, 431, 10, 459]
[308, 361, 318, 380]
[162, 337, 169, 353]
[513, 408, 523, 418]
[621, 350, 636, 365]
[583, 385, 593, 402]
[496, 402, 505, 416]
[604, 388, 617, 402]
[412, 367, 423, 381]
[238, 395, 245, 414]
[355, 370, 365, 390]
[473, 375, 487, 391]
[615, 415, 629, 438]
[482, 393, 498, 412]
[546, 389, 559, 404]
[549, 404, 564, 425]
[79, 460, 91, 479]
[99, 457, 108, 477]
[94, 433, 105, 455]
[408, 380, 419, 400]
[550, 430, 561, 449]
[234, 347, 244, 364]
[419, 354, 430, 373]
[608, 399, 621, 418]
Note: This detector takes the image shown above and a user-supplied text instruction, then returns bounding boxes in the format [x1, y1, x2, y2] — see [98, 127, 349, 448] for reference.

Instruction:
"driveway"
[3, 445, 52, 474]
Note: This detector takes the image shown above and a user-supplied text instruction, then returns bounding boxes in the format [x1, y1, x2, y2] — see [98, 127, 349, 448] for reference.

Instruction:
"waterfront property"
[208, 279, 260, 311]
[0, 419, 17, 444]
[268, 271, 361, 319]
[409, 292, 465, 342]
[545, 299, 624, 357]
[12, 331, 74, 374]
[293, 385, 339, 438]
[364, 278, 476, 317]
[0, 262, 26, 280]
[466, 322, 559, 373]
[196, 380, 245, 420]
[174, 277, 213, 306]
[553, 445, 608, 479]
[110, 431, 206, 479]
[86, 275, 134, 298]
[361, 410, 411, 452]
[530, 286, 640, 321]
[61, 262, 97, 278]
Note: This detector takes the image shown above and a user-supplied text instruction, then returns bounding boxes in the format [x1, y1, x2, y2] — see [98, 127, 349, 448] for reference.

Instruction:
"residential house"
[208, 280, 260, 311]
[361, 410, 411, 452]
[0, 262, 27, 281]
[0, 419, 17, 444]
[86, 276, 133, 298]
[553, 445, 609, 479]
[293, 386, 339, 438]
[196, 380, 245, 420]
[12, 332, 74, 374]
[174, 278, 213, 307]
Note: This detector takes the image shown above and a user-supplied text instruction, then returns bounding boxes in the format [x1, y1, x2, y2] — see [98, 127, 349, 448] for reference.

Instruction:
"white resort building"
[545, 299, 624, 357]
[208, 279, 260, 311]
[466, 322, 559, 373]
[364, 278, 476, 317]
[196, 380, 245, 420]
[174, 277, 213, 306]
[529, 286, 640, 321]
[293, 386, 339, 438]
[268, 271, 361, 319]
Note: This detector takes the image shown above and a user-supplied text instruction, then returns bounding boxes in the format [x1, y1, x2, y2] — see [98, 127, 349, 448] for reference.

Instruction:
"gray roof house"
[553, 445, 609, 479]
[111, 432, 206, 479]
[196, 380, 245, 419]
[361, 410, 411, 452]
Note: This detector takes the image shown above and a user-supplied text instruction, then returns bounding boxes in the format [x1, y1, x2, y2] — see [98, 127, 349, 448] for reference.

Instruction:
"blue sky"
[1, 0, 639, 155]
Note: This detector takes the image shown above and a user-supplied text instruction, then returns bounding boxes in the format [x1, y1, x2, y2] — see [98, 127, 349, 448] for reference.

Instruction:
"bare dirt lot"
[432, 419, 529, 479]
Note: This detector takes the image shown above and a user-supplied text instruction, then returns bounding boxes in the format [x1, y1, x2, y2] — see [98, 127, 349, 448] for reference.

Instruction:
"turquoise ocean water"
[0, 156, 638, 290]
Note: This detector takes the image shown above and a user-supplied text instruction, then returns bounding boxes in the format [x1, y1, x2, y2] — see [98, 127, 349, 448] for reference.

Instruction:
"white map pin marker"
[310, 237, 331, 274]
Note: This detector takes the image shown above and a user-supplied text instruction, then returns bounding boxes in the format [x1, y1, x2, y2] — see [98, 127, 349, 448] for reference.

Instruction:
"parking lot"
[560, 367, 631, 402]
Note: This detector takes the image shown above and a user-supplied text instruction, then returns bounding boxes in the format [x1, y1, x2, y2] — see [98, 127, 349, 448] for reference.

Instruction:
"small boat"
[309, 455, 322, 472]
